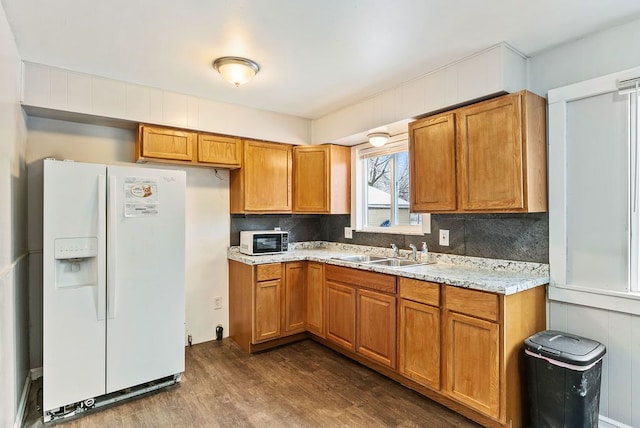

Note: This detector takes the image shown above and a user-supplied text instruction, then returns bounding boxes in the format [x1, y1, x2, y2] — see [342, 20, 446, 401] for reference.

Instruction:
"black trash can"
[524, 330, 606, 428]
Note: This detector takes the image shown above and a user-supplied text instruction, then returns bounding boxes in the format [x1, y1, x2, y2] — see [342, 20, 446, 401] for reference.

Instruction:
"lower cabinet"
[325, 280, 356, 351]
[305, 261, 325, 337]
[398, 278, 440, 390]
[441, 284, 546, 427]
[325, 265, 397, 369]
[253, 276, 282, 343]
[442, 286, 500, 418]
[443, 310, 500, 418]
[284, 262, 306, 334]
[228, 260, 306, 352]
[357, 289, 396, 368]
[230, 260, 546, 428]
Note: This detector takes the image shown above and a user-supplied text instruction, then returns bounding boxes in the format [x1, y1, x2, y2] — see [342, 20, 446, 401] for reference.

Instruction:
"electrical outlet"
[344, 227, 353, 239]
[439, 229, 450, 246]
[214, 296, 222, 309]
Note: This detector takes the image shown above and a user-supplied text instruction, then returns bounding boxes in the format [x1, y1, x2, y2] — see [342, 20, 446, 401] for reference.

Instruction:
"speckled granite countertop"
[228, 242, 549, 295]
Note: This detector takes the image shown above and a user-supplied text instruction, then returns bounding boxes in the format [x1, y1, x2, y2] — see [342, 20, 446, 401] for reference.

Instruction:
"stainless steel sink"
[365, 258, 426, 267]
[333, 254, 389, 262]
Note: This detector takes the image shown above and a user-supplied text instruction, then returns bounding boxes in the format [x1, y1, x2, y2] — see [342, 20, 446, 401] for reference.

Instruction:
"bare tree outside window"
[367, 155, 391, 191]
[366, 151, 418, 227]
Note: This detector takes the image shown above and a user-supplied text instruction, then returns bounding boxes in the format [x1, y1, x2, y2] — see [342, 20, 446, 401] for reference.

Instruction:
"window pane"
[394, 151, 421, 226]
[367, 155, 391, 227]
[365, 150, 421, 228]
[565, 92, 628, 291]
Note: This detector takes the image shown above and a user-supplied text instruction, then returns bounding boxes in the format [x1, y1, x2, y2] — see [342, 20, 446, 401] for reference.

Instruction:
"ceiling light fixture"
[367, 132, 390, 147]
[212, 56, 260, 87]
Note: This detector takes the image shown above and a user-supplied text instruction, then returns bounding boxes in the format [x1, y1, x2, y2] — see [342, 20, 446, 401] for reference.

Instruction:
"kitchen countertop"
[228, 242, 549, 295]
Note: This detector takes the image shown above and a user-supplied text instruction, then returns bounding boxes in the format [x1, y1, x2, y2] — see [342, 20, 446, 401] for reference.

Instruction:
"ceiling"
[3, 0, 640, 120]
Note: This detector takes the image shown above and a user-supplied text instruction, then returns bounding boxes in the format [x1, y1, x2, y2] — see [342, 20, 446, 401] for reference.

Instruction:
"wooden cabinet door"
[356, 289, 396, 369]
[306, 261, 325, 337]
[253, 279, 282, 343]
[242, 141, 292, 212]
[138, 125, 195, 161]
[457, 93, 524, 211]
[197, 133, 241, 168]
[284, 262, 306, 334]
[325, 281, 356, 352]
[293, 145, 329, 213]
[292, 145, 350, 214]
[409, 113, 457, 212]
[443, 311, 500, 419]
[398, 299, 440, 389]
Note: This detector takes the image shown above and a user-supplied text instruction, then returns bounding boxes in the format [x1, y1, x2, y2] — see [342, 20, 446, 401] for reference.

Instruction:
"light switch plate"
[439, 229, 449, 246]
[344, 227, 353, 239]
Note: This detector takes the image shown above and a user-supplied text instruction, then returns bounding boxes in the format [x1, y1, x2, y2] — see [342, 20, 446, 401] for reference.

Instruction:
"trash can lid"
[524, 330, 606, 366]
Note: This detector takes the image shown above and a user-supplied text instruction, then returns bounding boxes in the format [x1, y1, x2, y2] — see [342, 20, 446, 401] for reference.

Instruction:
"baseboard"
[13, 373, 31, 428]
[599, 415, 633, 428]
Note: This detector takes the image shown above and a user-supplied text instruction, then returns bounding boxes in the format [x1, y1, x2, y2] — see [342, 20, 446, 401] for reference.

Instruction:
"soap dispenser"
[421, 242, 429, 262]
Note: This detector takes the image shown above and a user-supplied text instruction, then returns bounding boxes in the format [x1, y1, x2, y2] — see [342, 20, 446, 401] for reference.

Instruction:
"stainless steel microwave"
[239, 230, 289, 255]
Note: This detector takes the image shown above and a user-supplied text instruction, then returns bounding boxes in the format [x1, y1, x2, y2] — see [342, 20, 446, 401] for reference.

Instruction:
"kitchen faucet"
[409, 244, 417, 261]
[390, 243, 400, 258]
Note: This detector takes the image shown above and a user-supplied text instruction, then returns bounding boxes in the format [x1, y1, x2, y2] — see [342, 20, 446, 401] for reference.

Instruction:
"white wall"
[26, 117, 229, 371]
[529, 17, 640, 96]
[21, 62, 312, 146]
[0, 3, 29, 428]
[529, 17, 640, 428]
[311, 43, 527, 145]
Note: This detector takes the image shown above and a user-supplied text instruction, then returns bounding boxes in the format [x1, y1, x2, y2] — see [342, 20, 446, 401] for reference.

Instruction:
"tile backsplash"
[230, 212, 548, 263]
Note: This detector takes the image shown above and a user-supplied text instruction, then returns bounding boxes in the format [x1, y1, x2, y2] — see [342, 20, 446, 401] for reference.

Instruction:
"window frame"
[548, 66, 640, 315]
[352, 134, 429, 235]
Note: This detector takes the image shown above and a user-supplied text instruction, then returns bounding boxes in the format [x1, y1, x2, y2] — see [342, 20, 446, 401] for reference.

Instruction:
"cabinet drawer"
[444, 286, 499, 322]
[325, 265, 396, 294]
[399, 278, 440, 306]
[256, 263, 282, 281]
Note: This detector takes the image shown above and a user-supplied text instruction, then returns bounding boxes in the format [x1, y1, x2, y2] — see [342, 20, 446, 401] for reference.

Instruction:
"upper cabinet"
[230, 142, 352, 214]
[293, 145, 351, 214]
[137, 124, 195, 162]
[197, 133, 241, 167]
[230, 140, 293, 213]
[136, 124, 241, 169]
[409, 114, 457, 212]
[409, 90, 547, 213]
[457, 92, 547, 211]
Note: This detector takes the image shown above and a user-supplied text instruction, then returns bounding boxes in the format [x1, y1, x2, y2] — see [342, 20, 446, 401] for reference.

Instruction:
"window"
[630, 86, 639, 293]
[548, 67, 640, 314]
[354, 135, 424, 234]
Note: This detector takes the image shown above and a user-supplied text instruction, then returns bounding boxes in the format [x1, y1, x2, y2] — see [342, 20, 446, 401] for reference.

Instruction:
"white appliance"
[239, 230, 289, 255]
[42, 159, 186, 421]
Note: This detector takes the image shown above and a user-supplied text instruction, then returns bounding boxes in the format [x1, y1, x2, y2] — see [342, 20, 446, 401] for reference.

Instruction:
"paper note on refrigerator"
[124, 177, 159, 217]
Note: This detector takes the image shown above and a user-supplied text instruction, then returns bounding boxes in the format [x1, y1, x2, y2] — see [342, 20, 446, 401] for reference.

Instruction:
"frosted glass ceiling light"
[213, 56, 260, 87]
[367, 132, 390, 147]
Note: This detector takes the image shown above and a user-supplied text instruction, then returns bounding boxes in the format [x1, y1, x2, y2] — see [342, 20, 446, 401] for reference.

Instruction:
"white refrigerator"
[42, 159, 186, 420]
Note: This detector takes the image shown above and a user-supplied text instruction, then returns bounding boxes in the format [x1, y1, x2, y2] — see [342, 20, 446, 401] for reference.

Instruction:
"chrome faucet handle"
[390, 243, 399, 258]
[409, 244, 417, 261]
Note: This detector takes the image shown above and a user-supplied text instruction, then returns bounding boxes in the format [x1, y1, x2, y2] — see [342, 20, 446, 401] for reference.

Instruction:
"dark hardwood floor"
[23, 339, 480, 427]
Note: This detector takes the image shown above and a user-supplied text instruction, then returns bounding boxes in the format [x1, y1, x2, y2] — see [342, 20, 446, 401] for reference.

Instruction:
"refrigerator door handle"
[107, 175, 117, 319]
[97, 174, 107, 321]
